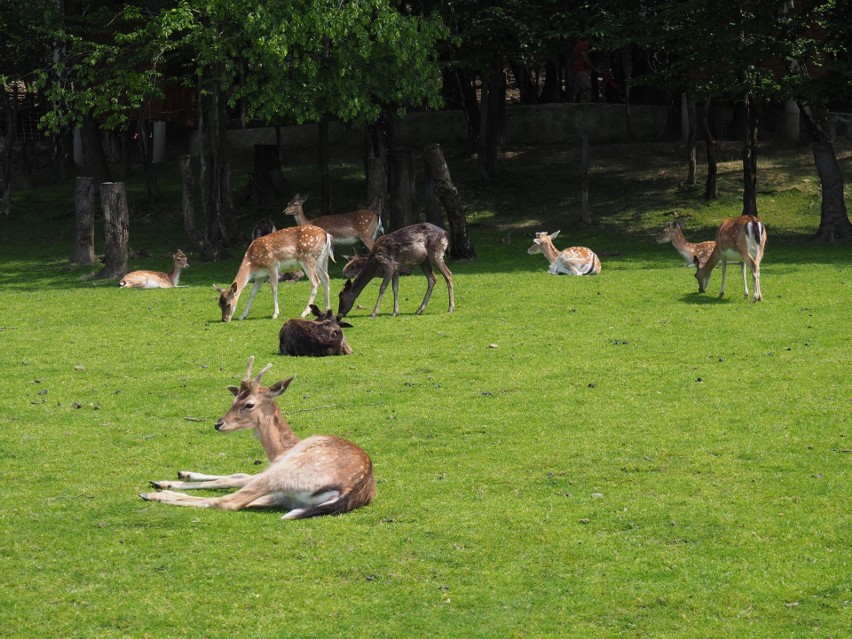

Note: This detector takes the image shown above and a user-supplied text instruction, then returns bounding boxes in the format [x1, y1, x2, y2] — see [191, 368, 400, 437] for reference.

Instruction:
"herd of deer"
[130, 197, 766, 520]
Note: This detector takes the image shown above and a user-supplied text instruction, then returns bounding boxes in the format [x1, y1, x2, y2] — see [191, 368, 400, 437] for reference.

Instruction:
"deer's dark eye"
[243, 402, 255, 411]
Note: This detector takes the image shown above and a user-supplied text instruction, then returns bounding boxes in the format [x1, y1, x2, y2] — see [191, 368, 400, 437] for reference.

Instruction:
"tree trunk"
[702, 97, 719, 200]
[96, 182, 129, 279]
[509, 62, 538, 104]
[319, 118, 331, 216]
[741, 92, 759, 216]
[579, 130, 591, 225]
[478, 60, 507, 183]
[136, 110, 159, 203]
[388, 148, 416, 231]
[237, 144, 287, 207]
[365, 108, 392, 229]
[448, 69, 480, 157]
[685, 93, 697, 185]
[71, 177, 96, 264]
[540, 59, 561, 103]
[423, 157, 445, 228]
[1, 83, 18, 216]
[423, 143, 475, 260]
[622, 46, 634, 140]
[81, 113, 112, 184]
[812, 143, 852, 242]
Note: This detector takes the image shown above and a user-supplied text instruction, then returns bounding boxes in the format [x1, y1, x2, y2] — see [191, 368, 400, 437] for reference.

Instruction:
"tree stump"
[423, 157, 445, 229]
[389, 148, 417, 231]
[96, 182, 129, 279]
[71, 177, 96, 264]
[423, 143, 475, 260]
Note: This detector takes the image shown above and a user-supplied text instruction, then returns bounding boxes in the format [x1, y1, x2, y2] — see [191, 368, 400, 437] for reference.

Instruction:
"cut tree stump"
[71, 177, 96, 265]
[96, 182, 129, 279]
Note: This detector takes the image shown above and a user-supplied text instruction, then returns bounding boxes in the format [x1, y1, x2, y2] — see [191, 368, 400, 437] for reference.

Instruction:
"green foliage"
[0, 142, 849, 638]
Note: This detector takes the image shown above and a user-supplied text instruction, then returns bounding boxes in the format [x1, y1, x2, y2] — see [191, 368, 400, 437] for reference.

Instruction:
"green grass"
[0, 141, 850, 638]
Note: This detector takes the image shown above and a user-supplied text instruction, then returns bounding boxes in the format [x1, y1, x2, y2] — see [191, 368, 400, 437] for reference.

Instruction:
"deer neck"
[293, 206, 311, 226]
[230, 260, 255, 300]
[539, 240, 561, 265]
[168, 264, 184, 287]
[254, 404, 301, 462]
[350, 258, 381, 295]
[669, 227, 697, 259]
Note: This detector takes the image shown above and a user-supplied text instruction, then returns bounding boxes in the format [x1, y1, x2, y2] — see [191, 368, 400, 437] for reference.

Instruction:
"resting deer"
[656, 220, 716, 268]
[337, 222, 454, 318]
[527, 231, 601, 275]
[284, 193, 384, 250]
[215, 225, 333, 321]
[140, 356, 375, 520]
[279, 304, 354, 356]
[694, 214, 767, 302]
[119, 250, 189, 288]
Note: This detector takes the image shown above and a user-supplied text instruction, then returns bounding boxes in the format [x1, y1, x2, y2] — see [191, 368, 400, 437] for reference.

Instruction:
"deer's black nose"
[214, 420, 225, 431]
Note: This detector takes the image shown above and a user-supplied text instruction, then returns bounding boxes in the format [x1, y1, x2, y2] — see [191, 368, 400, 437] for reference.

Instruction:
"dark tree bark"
[365, 107, 392, 228]
[446, 68, 480, 156]
[579, 130, 591, 225]
[96, 182, 129, 279]
[71, 177, 96, 265]
[423, 143, 475, 260]
[540, 59, 561, 103]
[685, 93, 697, 185]
[80, 113, 112, 184]
[1, 81, 19, 215]
[136, 110, 159, 203]
[423, 157, 445, 228]
[388, 148, 416, 231]
[509, 62, 538, 104]
[318, 118, 331, 216]
[622, 46, 634, 140]
[237, 144, 287, 208]
[478, 59, 506, 183]
[702, 97, 719, 200]
[741, 92, 759, 216]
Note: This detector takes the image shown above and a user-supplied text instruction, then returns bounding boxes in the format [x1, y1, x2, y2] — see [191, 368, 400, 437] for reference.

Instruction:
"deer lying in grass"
[215, 225, 333, 321]
[337, 222, 454, 318]
[140, 356, 375, 519]
[119, 250, 189, 288]
[284, 193, 384, 250]
[656, 220, 716, 268]
[695, 214, 767, 302]
[527, 231, 601, 275]
[279, 304, 354, 356]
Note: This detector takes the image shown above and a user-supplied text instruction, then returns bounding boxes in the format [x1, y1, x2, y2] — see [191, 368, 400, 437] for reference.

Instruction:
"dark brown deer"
[140, 357, 374, 520]
[279, 305, 354, 356]
[337, 223, 454, 318]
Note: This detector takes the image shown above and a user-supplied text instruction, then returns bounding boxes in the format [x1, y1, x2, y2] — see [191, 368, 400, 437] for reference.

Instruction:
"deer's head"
[215, 283, 239, 322]
[528, 231, 559, 255]
[656, 220, 682, 244]
[694, 256, 710, 293]
[283, 193, 308, 217]
[172, 249, 189, 269]
[215, 357, 295, 432]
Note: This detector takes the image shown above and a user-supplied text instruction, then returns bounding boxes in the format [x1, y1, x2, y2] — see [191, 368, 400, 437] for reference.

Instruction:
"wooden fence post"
[71, 176, 96, 264]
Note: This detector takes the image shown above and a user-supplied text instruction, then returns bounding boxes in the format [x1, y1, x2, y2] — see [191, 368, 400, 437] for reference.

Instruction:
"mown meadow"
[0, 141, 849, 638]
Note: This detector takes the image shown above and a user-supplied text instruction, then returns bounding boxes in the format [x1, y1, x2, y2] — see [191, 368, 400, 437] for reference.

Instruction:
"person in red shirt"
[572, 37, 600, 103]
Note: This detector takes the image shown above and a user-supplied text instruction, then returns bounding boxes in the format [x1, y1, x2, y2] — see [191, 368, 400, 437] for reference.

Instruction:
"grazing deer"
[140, 356, 375, 520]
[337, 222, 454, 318]
[119, 250, 189, 288]
[215, 225, 333, 321]
[284, 193, 384, 250]
[527, 231, 601, 275]
[341, 254, 413, 280]
[251, 218, 277, 240]
[279, 304, 354, 356]
[694, 214, 767, 302]
[656, 220, 716, 268]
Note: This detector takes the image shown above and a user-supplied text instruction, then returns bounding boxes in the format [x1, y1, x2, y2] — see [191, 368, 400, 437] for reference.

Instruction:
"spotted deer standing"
[656, 220, 716, 268]
[284, 193, 383, 250]
[140, 357, 375, 520]
[694, 214, 767, 302]
[527, 231, 601, 275]
[215, 225, 333, 321]
[119, 250, 189, 288]
[337, 222, 454, 318]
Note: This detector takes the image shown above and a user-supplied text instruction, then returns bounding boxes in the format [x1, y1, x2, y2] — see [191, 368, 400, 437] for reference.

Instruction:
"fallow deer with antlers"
[284, 193, 383, 250]
[337, 222, 454, 318]
[215, 225, 333, 321]
[527, 231, 601, 275]
[694, 214, 767, 302]
[119, 250, 189, 288]
[140, 356, 375, 520]
[656, 220, 716, 268]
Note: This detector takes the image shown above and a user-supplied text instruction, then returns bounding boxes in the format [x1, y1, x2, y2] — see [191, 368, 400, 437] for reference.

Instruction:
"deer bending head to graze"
[341, 253, 413, 280]
[119, 250, 189, 288]
[527, 231, 601, 275]
[279, 304, 354, 356]
[140, 356, 375, 520]
[656, 220, 716, 268]
[251, 218, 277, 240]
[284, 193, 384, 251]
[695, 214, 767, 302]
[215, 225, 334, 322]
[337, 222, 454, 318]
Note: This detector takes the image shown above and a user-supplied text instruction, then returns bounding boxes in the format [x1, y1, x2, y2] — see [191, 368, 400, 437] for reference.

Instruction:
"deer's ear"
[226, 385, 240, 397]
[336, 314, 353, 328]
[550, 230, 561, 239]
[267, 375, 296, 397]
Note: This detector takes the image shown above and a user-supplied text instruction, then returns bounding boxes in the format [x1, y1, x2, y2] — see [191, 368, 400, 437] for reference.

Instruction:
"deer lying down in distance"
[140, 356, 374, 520]
[695, 214, 767, 302]
[528, 231, 601, 275]
[284, 193, 384, 250]
[656, 220, 716, 268]
[119, 250, 189, 288]
[215, 225, 333, 321]
[279, 304, 353, 356]
[337, 222, 454, 318]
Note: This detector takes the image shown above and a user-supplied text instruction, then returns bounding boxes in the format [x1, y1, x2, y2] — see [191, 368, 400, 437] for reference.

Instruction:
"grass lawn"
[0, 140, 849, 638]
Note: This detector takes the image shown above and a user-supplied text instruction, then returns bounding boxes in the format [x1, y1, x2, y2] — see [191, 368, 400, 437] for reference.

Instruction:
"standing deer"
[140, 357, 375, 519]
[527, 231, 601, 275]
[694, 214, 767, 302]
[656, 220, 716, 268]
[337, 222, 454, 318]
[284, 193, 383, 250]
[215, 225, 333, 321]
[119, 250, 189, 288]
